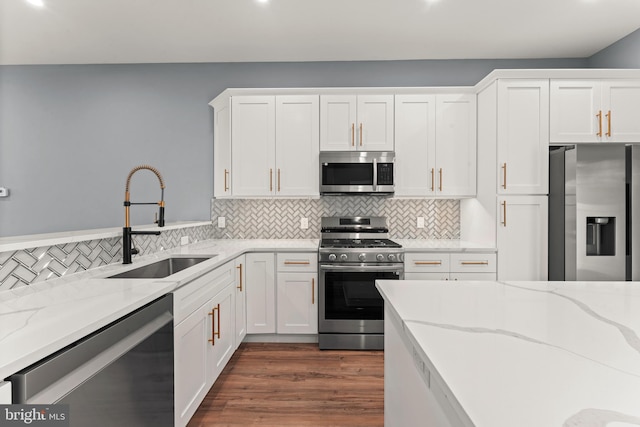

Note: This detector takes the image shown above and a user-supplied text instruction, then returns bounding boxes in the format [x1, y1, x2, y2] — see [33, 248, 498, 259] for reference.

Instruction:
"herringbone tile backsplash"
[211, 197, 460, 239]
[0, 225, 213, 290]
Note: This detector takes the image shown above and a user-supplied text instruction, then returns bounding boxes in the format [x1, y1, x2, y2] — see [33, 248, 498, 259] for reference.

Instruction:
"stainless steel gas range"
[318, 216, 404, 350]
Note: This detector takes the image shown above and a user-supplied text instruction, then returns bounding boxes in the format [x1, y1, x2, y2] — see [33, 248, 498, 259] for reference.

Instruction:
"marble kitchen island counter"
[376, 280, 640, 427]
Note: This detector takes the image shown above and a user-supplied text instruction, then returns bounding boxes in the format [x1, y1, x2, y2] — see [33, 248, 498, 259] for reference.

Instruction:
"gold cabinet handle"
[277, 168, 281, 192]
[596, 110, 603, 137]
[269, 168, 273, 192]
[460, 261, 489, 265]
[359, 123, 363, 146]
[351, 123, 355, 147]
[236, 264, 243, 291]
[415, 261, 442, 265]
[606, 110, 612, 137]
[284, 260, 311, 265]
[501, 163, 507, 190]
[311, 278, 315, 305]
[439, 168, 443, 192]
[501, 200, 507, 227]
[224, 169, 229, 192]
[430, 168, 435, 192]
[208, 304, 221, 345]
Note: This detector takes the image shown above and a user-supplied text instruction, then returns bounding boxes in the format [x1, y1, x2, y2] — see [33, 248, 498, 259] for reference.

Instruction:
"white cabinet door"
[231, 96, 276, 196]
[357, 95, 395, 151]
[209, 284, 235, 385]
[213, 97, 232, 197]
[435, 94, 477, 196]
[320, 95, 357, 151]
[497, 196, 548, 281]
[246, 253, 276, 334]
[174, 301, 210, 427]
[394, 95, 437, 196]
[497, 80, 549, 195]
[234, 255, 246, 348]
[276, 272, 318, 334]
[550, 80, 602, 143]
[602, 81, 640, 142]
[320, 94, 394, 151]
[275, 95, 320, 196]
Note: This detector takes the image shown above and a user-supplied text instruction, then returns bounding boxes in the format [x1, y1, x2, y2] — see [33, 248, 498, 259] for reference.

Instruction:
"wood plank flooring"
[187, 343, 384, 427]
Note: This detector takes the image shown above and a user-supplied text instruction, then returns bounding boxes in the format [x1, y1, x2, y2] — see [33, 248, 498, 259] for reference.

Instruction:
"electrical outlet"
[417, 217, 425, 228]
[300, 218, 309, 229]
[180, 236, 189, 246]
[217, 217, 226, 228]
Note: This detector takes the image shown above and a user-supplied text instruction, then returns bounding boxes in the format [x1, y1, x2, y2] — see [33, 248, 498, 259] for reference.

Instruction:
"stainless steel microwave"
[319, 151, 395, 195]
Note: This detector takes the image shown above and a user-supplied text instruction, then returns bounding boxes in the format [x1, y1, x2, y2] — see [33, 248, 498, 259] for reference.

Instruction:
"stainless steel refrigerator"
[549, 144, 640, 281]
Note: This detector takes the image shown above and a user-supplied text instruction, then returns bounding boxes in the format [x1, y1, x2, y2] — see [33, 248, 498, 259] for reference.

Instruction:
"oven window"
[324, 271, 398, 320]
[322, 163, 373, 186]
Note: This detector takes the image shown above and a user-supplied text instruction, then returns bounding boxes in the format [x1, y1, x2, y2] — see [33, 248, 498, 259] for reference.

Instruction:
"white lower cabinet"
[245, 252, 319, 336]
[173, 261, 236, 427]
[404, 252, 496, 281]
[234, 255, 247, 348]
[497, 195, 548, 281]
[245, 253, 276, 334]
[276, 253, 318, 334]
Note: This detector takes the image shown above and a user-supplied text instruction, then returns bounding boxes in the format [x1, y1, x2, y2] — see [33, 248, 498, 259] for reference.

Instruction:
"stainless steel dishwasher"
[10, 295, 174, 427]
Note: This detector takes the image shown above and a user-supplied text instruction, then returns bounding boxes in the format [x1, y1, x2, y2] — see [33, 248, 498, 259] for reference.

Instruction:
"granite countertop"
[376, 280, 640, 427]
[0, 239, 318, 380]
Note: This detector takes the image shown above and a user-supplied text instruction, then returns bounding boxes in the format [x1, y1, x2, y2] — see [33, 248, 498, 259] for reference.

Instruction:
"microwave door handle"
[373, 158, 377, 192]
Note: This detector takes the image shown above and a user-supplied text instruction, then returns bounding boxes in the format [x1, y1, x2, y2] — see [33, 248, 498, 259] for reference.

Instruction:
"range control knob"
[340, 254, 349, 262]
[388, 254, 396, 262]
[358, 253, 367, 262]
[376, 254, 385, 262]
[328, 254, 337, 261]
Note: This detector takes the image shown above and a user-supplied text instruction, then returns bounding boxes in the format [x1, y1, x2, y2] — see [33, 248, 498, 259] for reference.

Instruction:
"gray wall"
[0, 58, 588, 237]
[588, 28, 640, 68]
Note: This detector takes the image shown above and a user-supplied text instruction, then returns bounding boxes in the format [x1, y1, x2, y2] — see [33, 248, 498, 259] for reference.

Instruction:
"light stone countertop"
[376, 280, 640, 427]
[395, 239, 496, 252]
[0, 239, 318, 380]
[0, 237, 494, 381]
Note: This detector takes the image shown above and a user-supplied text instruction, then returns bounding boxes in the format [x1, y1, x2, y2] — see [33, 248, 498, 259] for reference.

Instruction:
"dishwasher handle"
[11, 296, 172, 404]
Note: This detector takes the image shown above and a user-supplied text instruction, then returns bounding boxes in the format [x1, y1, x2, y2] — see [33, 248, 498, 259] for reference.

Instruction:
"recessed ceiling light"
[25, 0, 45, 7]
[256, 0, 269, 3]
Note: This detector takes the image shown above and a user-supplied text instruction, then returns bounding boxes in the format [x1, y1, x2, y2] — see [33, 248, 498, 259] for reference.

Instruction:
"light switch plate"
[417, 217, 425, 228]
[0, 187, 8, 198]
[217, 217, 226, 228]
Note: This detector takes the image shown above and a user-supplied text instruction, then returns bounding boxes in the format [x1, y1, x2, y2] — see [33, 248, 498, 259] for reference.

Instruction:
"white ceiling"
[1, 0, 640, 65]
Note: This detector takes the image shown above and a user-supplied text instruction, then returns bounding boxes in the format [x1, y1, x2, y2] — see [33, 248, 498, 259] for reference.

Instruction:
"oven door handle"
[320, 264, 404, 273]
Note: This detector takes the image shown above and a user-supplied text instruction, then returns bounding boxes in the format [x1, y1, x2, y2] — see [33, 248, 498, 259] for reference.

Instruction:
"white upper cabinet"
[231, 95, 319, 197]
[320, 95, 394, 151]
[231, 96, 276, 196]
[435, 94, 477, 197]
[395, 95, 436, 196]
[497, 79, 549, 195]
[395, 93, 476, 197]
[550, 80, 640, 143]
[212, 97, 232, 198]
[275, 95, 320, 196]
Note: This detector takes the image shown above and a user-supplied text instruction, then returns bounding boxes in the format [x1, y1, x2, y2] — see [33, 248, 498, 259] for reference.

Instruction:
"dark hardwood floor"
[187, 343, 384, 427]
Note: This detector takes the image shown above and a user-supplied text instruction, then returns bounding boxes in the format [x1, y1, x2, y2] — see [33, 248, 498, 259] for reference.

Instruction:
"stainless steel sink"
[107, 256, 214, 279]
